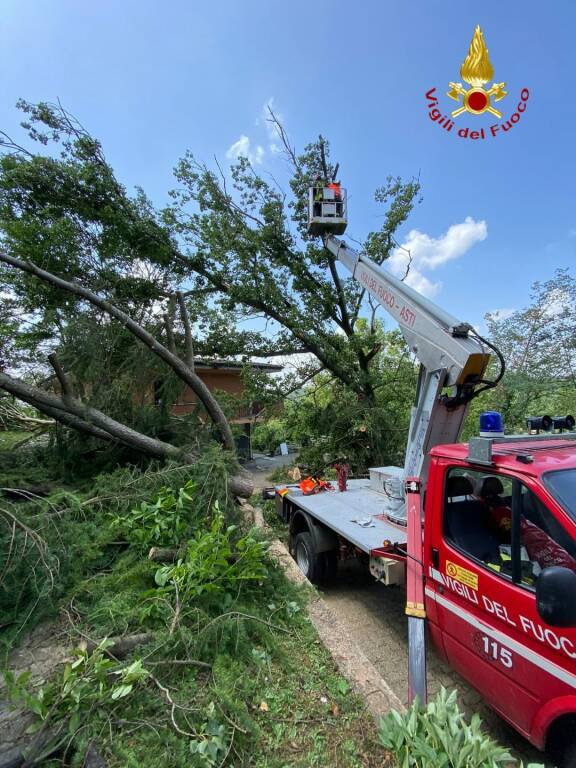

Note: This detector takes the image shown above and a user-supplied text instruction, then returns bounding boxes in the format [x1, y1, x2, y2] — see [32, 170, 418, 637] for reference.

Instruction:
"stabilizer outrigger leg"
[405, 477, 428, 705]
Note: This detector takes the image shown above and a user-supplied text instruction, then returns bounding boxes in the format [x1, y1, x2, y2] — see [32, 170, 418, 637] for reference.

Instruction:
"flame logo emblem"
[447, 26, 507, 118]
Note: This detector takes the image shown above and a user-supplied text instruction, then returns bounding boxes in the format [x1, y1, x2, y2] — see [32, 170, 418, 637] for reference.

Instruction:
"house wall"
[172, 369, 245, 417]
[171, 369, 254, 458]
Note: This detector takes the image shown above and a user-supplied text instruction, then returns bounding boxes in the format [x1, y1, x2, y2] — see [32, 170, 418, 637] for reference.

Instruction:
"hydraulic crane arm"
[324, 235, 489, 390]
[323, 234, 492, 520]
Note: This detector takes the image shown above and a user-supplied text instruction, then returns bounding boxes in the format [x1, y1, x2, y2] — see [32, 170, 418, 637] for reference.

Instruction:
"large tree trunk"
[0, 251, 237, 454]
[0, 371, 188, 462]
[0, 371, 254, 497]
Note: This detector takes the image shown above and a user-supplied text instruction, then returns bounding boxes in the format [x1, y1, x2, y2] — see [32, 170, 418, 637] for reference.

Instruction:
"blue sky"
[2, 0, 575, 330]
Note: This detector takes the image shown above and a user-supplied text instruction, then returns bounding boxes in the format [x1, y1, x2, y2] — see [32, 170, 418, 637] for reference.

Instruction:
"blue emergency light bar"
[479, 411, 504, 437]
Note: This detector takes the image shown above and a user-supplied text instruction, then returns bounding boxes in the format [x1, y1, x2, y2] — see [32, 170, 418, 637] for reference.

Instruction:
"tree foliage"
[255, 324, 417, 472]
[461, 268, 576, 438]
[169, 128, 421, 404]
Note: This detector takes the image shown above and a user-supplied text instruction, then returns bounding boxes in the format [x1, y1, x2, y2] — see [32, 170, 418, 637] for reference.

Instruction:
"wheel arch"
[530, 696, 576, 753]
[289, 509, 339, 555]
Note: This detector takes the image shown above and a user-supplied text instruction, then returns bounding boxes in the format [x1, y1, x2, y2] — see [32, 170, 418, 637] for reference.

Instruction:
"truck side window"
[515, 485, 576, 589]
[443, 468, 576, 589]
[444, 468, 511, 572]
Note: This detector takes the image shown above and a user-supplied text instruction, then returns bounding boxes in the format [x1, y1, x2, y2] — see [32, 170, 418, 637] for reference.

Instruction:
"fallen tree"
[0, 249, 254, 496]
[0, 250, 236, 453]
[0, 368, 252, 497]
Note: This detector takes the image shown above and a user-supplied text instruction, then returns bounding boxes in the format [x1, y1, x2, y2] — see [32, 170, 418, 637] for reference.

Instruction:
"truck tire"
[293, 532, 325, 584]
[555, 739, 576, 768]
[549, 717, 576, 768]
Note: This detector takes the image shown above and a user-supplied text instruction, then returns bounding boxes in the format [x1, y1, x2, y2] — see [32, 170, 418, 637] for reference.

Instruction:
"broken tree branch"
[266, 106, 299, 170]
[79, 633, 154, 660]
[47, 352, 74, 400]
[0, 372, 253, 497]
[0, 370, 191, 462]
[176, 291, 194, 371]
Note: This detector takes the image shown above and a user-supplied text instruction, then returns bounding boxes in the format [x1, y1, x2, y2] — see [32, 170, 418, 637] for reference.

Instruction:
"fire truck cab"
[424, 436, 576, 760]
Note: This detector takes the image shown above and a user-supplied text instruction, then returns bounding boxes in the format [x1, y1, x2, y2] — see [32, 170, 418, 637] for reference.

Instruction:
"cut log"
[148, 547, 180, 563]
[79, 633, 154, 660]
[229, 473, 254, 499]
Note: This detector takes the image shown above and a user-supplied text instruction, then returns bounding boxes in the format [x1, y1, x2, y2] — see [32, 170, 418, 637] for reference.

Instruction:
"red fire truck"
[275, 183, 576, 766]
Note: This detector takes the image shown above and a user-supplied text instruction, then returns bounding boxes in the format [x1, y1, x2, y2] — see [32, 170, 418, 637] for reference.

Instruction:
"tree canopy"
[0, 100, 422, 469]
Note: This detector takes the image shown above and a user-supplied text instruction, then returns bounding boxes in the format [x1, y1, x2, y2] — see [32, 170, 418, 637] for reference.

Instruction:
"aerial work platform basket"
[307, 185, 348, 236]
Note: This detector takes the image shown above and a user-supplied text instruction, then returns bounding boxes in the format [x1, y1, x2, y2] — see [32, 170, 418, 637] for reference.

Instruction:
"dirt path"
[321, 560, 550, 766]
[245, 452, 297, 491]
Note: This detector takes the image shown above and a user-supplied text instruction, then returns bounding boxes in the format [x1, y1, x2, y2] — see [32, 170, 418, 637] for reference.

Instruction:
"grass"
[68, 588, 389, 766]
[247, 629, 389, 768]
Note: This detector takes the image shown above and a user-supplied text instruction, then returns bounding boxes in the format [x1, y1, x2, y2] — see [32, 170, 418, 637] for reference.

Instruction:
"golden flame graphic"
[460, 25, 494, 87]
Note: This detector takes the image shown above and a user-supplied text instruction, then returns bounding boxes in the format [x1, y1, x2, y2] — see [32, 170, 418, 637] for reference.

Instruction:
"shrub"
[252, 418, 287, 455]
[111, 478, 198, 549]
[154, 503, 268, 602]
[378, 688, 545, 768]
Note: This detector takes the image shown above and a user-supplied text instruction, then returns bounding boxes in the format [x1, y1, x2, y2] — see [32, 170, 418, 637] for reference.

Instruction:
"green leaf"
[25, 719, 45, 735]
[155, 566, 171, 586]
[111, 683, 133, 700]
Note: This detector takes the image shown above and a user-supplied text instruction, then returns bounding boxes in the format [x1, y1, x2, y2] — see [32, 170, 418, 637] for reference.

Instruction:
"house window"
[443, 467, 576, 589]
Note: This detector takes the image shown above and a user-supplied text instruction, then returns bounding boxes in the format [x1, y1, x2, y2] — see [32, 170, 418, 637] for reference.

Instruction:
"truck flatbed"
[279, 479, 407, 553]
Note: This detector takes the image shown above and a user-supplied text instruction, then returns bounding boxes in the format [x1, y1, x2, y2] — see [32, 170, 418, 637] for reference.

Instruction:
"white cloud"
[225, 98, 285, 166]
[226, 135, 265, 165]
[387, 216, 488, 298]
[404, 271, 441, 298]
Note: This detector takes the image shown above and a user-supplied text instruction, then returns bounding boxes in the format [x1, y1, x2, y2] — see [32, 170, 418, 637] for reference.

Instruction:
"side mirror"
[536, 566, 576, 628]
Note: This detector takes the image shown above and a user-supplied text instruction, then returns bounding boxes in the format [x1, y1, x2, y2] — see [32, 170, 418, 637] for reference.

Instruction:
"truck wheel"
[293, 532, 325, 584]
[556, 740, 576, 768]
[548, 717, 576, 768]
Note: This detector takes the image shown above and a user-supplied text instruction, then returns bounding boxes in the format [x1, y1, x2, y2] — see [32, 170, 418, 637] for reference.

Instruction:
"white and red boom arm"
[323, 234, 491, 492]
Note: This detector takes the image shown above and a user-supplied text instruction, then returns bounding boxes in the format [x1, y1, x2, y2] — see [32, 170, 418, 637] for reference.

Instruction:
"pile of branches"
[1, 456, 280, 768]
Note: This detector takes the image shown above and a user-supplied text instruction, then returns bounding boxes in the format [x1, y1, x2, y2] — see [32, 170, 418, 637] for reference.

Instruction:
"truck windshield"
[543, 470, 576, 522]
